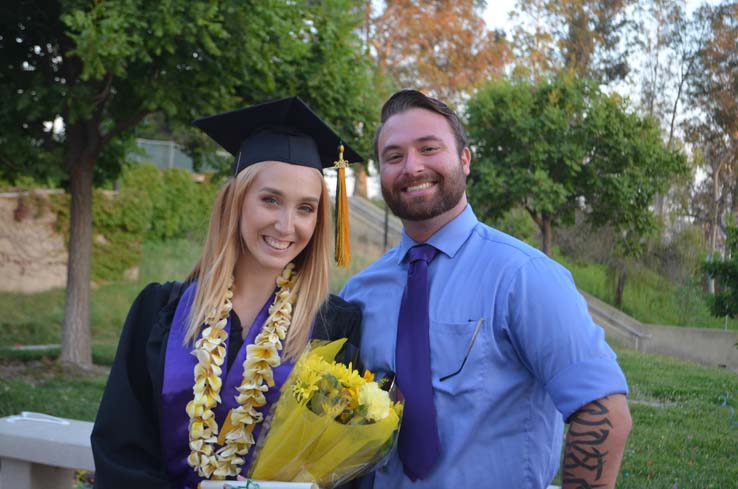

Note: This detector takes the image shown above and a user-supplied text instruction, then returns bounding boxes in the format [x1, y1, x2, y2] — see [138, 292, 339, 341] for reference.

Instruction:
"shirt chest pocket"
[429, 317, 490, 395]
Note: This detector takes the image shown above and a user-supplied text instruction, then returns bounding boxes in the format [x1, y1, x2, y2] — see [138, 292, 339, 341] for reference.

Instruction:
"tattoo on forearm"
[562, 399, 612, 489]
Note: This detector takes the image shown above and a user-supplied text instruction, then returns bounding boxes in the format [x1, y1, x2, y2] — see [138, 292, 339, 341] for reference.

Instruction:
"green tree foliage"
[467, 73, 589, 255]
[466, 73, 687, 304]
[179, 0, 378, 173]
[704, 225, 738, 336]
[0, 0, 376, 367]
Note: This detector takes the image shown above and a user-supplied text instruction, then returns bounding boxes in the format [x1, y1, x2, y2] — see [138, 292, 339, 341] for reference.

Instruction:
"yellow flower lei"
[186, 264, 297, 479]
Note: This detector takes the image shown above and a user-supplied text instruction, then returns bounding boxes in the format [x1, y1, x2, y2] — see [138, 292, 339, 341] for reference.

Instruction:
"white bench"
[0, 412, 93, 489]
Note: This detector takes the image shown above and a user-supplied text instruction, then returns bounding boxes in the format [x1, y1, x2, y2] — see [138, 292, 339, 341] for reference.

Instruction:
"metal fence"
[131, 138, 194, 171]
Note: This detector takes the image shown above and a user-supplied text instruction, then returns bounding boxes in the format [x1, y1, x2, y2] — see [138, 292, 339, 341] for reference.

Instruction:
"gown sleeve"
[312, 295, 364, 489]
[313, 294, 363, 371]
[92, 282, 177, 489]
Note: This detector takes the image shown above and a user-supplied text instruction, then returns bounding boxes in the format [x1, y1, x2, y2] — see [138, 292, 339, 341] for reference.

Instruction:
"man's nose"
[403, 149, 424, 174]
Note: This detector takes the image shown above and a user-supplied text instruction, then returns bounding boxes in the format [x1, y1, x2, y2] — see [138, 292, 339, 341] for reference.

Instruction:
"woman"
[91, 97, 363, 488]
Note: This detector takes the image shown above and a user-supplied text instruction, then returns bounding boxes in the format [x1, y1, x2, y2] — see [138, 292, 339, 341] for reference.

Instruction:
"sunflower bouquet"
[247, 338, 403, 488]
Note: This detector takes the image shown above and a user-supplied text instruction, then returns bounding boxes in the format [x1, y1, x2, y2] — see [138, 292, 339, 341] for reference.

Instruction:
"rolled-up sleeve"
[503, 257, 629, 421]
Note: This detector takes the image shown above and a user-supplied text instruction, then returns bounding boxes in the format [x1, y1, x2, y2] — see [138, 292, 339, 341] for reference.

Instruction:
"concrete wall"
[580, 290, 738, 373]
[582, 290, 651, 352]
[640, 323, 738, 373]
[0, 191, 67, 293]
[348, 196, 402, 250]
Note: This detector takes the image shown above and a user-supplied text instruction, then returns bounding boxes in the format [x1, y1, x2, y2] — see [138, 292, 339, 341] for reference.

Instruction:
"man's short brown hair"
[373, 89, 468, 161]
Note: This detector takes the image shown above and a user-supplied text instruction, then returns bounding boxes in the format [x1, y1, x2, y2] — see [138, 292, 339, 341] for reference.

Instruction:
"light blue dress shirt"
[340, 205, 628, 489]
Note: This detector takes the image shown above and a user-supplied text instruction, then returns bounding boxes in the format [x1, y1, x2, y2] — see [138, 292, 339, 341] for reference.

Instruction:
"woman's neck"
[231, 258, 282, 334]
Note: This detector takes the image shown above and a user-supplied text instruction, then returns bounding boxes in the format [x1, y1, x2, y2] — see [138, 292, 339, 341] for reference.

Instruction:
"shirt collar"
[397, 204, 478, 264]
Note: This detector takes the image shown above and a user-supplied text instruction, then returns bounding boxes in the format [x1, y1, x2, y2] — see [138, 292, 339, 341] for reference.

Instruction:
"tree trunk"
[654, 192, 665, 227]
[707, 163, 722, 294]
[541, 217, 553, 257]
[614, 264, 627, 308]
[353, 164, 368, 198]
[60, 154, 95, 369]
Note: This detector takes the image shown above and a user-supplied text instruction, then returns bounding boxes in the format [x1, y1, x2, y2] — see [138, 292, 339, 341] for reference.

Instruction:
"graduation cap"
[193, 96, 361, 267]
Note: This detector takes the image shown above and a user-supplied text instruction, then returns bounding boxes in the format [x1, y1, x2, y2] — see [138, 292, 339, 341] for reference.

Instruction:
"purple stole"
[161, 282, 295, 488]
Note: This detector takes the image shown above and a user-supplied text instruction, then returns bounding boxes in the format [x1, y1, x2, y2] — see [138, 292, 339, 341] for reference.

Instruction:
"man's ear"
[461, 147, 471, 176]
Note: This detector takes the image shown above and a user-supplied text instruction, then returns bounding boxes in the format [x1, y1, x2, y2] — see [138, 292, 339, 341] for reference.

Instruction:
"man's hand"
[561, 394, 632, 489]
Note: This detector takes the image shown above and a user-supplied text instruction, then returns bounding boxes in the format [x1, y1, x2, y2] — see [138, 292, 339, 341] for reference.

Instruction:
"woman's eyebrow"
[258, 186, 285, 196]
[259, 187, 319, 204]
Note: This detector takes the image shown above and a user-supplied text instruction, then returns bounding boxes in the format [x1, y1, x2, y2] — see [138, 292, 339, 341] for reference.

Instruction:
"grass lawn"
[615, 350, 738, 488]
[0, 360, 107, 421]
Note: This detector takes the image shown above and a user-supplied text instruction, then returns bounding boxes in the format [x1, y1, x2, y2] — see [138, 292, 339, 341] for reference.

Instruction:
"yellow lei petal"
[187, 266, 295, 477]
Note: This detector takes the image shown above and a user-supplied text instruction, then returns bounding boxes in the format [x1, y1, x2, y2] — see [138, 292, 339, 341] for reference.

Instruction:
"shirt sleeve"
[503, 257, 629, 421]
[91, 283, 172, 489]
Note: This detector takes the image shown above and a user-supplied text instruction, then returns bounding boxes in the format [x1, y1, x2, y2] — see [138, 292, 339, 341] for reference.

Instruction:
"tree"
[368, 0, 510, 104]
[159, 0, 379, 176]
[0, 0, 377, 368]
[634, 0, 697, 144]
[508, 0, 558, 79]
[581, 88, 688, 305]
[686, 2, 738, 291]
[467, 73, 687, 305]
[630, 1, 708, 227]
[704, 224, 738, 345]
[510, 0, 635, 82]
[690, 3, 738, 146]
[688, 131, 738, 280]
[467, 73, 591, 256]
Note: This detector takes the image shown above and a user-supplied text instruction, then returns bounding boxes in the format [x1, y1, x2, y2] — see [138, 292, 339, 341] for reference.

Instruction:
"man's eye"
[421, 146, 439, 153]
[384, 153, 402, 162]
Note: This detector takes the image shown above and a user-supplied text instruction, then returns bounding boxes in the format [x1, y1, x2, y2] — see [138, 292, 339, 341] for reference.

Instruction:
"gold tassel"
[334, 144, 350, 267]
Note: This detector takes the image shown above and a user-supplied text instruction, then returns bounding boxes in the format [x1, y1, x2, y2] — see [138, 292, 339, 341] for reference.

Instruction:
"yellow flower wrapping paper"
[249, 339, 402, 488]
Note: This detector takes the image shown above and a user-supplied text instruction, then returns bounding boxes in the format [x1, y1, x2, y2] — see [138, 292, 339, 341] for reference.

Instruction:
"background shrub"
[45, 163, 219, 283]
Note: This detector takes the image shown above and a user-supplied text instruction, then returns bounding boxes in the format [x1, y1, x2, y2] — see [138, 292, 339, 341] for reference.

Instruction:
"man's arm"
[561, 394, 632, 489]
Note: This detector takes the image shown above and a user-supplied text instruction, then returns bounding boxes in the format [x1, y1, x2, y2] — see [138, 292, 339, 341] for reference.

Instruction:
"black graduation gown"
[91, 281, 362, 489]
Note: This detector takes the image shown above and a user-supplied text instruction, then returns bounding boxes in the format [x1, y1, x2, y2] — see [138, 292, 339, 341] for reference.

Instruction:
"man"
[341, 90, 631, 489]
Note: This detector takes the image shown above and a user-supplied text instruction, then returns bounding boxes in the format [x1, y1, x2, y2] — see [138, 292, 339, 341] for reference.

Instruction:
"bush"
[649, 224, 707, 284]
[555, 213, 616, 265]
[120, 163, 217, 241]
[489, 207, 539, 245]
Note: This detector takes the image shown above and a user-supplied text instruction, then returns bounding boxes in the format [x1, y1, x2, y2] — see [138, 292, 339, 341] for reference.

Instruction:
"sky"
[483, 0, 516, 32]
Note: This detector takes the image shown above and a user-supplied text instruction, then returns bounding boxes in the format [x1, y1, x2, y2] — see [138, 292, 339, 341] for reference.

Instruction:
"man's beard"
[381, 161, 467, 222]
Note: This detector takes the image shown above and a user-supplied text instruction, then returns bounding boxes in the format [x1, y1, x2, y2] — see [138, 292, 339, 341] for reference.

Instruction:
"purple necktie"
[396, 244, 440, 481]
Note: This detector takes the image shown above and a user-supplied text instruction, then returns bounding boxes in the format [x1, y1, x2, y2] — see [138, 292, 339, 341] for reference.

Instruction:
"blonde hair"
[185, 162, 331, 360]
